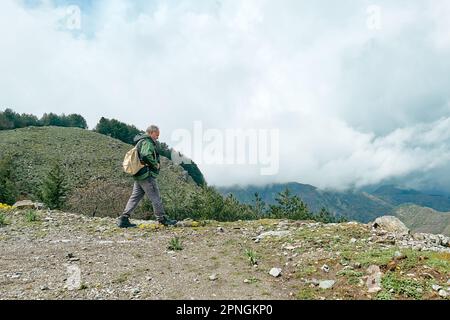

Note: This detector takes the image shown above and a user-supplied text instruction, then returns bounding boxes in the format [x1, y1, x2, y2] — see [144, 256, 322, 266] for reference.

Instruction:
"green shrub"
[25, 210, 38, 222]
[245, 249, 258, 266]
[0, 213, 7, 226]
[39, 162, 68, 210]
[168, 237, 183, 251]
[0, 157, 18, 205]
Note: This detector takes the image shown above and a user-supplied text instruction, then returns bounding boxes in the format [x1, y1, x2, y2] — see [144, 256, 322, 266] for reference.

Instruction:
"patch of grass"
[296, 287, 318, 300]
[296, 265, 317, 279]
[25, 210, 39, 222]
[336, 269, 364, 285]
[351, 248, 398, 267]
[381, 272, 423, 300]
[245, 276, 259, 284]
[376, 290, 393, 300]
[424, 252, 450, 274]
[168, 237, 183, 251]
[245, 249, 258, 266]
[0, 213, 7, 227]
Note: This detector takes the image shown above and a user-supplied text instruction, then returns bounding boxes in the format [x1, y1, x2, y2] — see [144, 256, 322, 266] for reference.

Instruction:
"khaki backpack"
[123, 141, 145, 175]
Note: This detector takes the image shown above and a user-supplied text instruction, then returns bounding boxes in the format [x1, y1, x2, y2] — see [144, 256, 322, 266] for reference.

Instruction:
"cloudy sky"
[1, 0, 450, 191]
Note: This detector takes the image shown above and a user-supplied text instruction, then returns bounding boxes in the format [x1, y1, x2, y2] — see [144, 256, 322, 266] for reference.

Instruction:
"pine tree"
[269, 188, 311, 220]
[252, 192, 267, 218]
[0, 157, 18, 205]
[40, 162, 68, 209]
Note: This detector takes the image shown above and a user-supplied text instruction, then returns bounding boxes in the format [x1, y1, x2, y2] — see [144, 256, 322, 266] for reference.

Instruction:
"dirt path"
[0, 209, 449, 300]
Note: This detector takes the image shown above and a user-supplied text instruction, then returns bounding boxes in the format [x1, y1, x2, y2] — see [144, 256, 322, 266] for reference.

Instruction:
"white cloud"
[1, 0, 449, 191]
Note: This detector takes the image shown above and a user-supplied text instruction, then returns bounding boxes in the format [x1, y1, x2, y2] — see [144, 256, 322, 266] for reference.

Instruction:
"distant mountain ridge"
[372, 185, 450, 212]
[217, 182, 450, 223]
[393, 205, 450, 236]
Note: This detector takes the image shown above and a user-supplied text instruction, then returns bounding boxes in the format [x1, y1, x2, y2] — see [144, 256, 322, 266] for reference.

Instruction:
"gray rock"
[432, 284, 442, 291]
[438, 289, 448, 298]
[372, 216, 409, 235]
[321, 264, 330, 273]
[269, 268, 282, 278]
[209, 274, 218, 281]
[393, 251, 407, 260]
[132, 288, 140, 295]
[319, 280, 335, 289]
[13, 200, 45, 210]
[366, 265, 383, 293]
[257, 231, 291, 240]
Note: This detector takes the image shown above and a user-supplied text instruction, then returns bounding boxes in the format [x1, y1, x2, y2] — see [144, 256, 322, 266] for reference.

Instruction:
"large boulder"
[372, 216, 410, 235]
[13, 200, 45, 210]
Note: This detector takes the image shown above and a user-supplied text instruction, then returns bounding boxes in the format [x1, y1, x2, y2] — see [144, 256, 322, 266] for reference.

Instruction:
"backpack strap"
[135, 139, 146, 163]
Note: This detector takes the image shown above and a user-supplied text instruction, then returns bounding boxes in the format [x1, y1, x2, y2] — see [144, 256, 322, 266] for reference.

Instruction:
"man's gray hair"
[146, 125, 159, 133]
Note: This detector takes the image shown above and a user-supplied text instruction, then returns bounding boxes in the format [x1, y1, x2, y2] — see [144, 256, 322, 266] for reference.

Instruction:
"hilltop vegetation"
[0, 108, 87, 130]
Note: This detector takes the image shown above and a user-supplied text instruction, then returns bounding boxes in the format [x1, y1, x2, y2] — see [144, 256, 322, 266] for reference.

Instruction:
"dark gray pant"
[122, 177, 165, 221]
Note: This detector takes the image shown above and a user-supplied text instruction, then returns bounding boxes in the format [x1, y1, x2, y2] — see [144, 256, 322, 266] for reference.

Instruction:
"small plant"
[79, 283, 88, 290]
[168, 237, 183, 251]
[245, 249, 258, 266]
[245, 276, 259, 284]
[381, 272, 423, 300]
[0, 213, 7, 227]
[25, 210, 38, 222]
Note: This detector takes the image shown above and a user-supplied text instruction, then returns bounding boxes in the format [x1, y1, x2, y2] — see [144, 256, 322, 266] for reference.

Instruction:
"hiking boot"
[158, 217, 178, 226]
[117, 216, 137, 228]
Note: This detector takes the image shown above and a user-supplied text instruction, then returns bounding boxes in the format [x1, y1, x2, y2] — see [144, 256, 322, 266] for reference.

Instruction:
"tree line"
[0, 108, 87, 130]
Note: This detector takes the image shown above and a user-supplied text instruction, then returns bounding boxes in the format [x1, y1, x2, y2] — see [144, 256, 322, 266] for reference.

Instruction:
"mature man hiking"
[117, 125, 177, 228]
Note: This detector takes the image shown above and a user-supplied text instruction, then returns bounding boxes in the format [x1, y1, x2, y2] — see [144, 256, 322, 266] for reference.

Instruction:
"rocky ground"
[0, 206, 449, 300]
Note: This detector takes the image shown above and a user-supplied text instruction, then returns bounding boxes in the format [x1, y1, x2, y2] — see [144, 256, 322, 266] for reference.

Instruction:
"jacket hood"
[133, 133, 157, 146]
[133, 133, 149, 143]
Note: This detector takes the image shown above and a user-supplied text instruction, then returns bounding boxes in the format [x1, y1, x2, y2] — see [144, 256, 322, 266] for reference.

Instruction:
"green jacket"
[133, 134, 161, 180]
